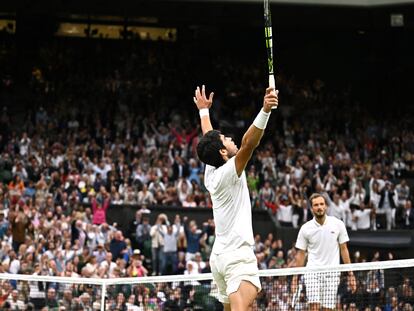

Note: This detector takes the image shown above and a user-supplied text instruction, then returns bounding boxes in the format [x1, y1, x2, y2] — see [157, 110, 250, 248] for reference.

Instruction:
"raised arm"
[234, 87, 278, 176]
[150, 122, 161, 136]
[103, 196, 110, 211]
[91, 197, 97, 213]
[193, 85, 214, 135]
[187, 126, 199, 142]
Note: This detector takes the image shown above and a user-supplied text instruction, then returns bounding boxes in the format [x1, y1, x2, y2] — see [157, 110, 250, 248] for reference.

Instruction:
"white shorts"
[210, 245, 261, 304]
[304, 271, 340, 309]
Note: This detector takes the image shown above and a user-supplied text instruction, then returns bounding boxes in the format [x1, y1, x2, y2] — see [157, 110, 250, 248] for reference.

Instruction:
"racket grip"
[268, 74, 275, 89]
[268, 74, 277, 109]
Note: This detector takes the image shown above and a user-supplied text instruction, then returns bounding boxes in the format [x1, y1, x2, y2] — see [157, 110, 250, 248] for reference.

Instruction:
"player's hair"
[309, 193, 328, 207]
[197, 130, 226, 168]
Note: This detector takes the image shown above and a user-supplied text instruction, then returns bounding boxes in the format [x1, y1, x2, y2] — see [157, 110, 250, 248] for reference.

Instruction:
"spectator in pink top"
[91, 191, 111, 225]
[169, 123, 199, 146]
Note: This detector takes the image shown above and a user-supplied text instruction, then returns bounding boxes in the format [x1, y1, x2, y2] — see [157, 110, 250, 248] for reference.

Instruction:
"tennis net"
[0, 259, 413, 310]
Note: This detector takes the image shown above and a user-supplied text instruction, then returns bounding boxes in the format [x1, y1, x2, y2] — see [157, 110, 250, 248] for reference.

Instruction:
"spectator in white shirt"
[150, 214, 167, 275]
[327, 193, 345, 221]
[395, 179, 410, 208]
[162, 224, 180, 274]
[7, 289, 26, 310]
[194, 253, 207, 273]
[93, 160, 112, 181]
[353, 203, 373, 230]
[184, 260, 199, 275]
[369, 171, 385, 194]
[62, 240, 75, 263]
[93, 243, 107, 264]
[259, 181, 276, 211]
[100, 252, 117, 276]
[177, 178, 193, 205]
[396, 200, 414, 229]
[339, 190, 356, 230]
[278, 198, 293, 227]
[350, 181, 366, 208]
[292, 161, 305, 185]
[12, 162, 28, 181]
[137, 184, 156, 205]
[19, 132, 31, 157]
[370, 182, 382, 230]
[378, 182, 398, 230]
[8, 251, 20, 274]
[182, 194, 197, 207]
[393, 158, 407, 178]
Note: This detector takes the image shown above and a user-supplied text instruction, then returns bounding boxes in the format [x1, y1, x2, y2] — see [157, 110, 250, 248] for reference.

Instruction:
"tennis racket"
[264, 0, 277, 109]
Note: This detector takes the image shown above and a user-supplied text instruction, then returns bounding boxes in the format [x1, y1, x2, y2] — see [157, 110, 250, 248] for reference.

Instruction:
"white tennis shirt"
[204, 157, 254, 255]
[295, 216, 349, 266]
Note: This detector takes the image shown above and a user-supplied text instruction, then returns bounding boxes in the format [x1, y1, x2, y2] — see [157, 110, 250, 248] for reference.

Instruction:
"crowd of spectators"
[0, 31, 413, 309]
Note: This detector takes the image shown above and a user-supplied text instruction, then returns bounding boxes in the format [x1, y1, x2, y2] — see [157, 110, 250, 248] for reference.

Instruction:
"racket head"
[263, 0, 274, 78]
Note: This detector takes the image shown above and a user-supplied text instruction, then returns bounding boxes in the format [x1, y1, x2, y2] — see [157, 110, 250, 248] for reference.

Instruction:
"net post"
[101, 282, 106, 311]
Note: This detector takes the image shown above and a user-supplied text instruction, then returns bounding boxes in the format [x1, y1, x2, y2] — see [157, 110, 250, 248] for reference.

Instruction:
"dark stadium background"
[1, 0, 414, 258]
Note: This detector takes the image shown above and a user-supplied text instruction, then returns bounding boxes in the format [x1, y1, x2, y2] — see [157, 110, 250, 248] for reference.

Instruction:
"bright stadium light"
[390, 13, 404, 27]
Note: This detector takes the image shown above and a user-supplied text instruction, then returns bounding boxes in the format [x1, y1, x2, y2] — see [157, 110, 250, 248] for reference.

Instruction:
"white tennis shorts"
[210, 245, 261, 304]
[304, 271, 340, 309]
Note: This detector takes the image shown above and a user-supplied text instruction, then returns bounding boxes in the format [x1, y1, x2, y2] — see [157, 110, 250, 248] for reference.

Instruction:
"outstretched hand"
[263, 87, 279, 113]
[193, 85, 214, 110]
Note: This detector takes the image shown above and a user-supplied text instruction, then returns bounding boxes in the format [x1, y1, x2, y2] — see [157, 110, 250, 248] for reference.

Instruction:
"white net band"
[0, 258, 413, 311]
[1, 258, 412, 285]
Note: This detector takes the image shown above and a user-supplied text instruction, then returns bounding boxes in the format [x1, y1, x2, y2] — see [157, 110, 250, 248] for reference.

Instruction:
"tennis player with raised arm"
[194, 85, 278, 311]
[295, 193, 356, 311]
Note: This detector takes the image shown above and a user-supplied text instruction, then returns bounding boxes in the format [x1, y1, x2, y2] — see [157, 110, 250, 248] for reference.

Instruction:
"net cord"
[0, 258, 413, 286]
